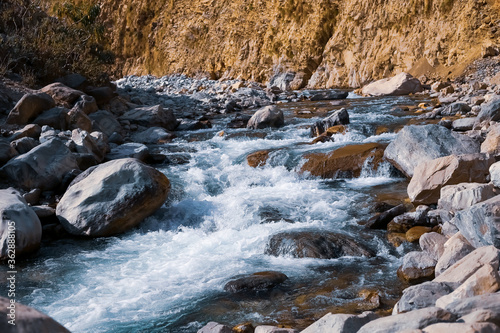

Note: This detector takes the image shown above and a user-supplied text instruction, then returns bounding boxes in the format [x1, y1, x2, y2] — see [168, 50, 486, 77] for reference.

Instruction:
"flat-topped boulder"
[119, 105, 178, 131]
[56, 158, 170, 237]
[361, 72, 423, 96]
[40, 82, 85, 107]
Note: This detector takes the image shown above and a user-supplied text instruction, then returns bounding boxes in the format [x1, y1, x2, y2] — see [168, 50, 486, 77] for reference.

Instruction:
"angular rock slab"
[444, 292, 500, 318]
[6, 92, 55, 125]
[408, 154, 494, 205]
[435, 232, 475, 277]
[301, 311, 378, 333]
[361, 72, 423, 96]
[357, 307, 455, 333]
[310, 108, 349, 137]
[384, 124, 480, 177]
[438, 183, 498, 212]
[452, 195, 500, 248]
[394, 281, 455, 314]
[419, 232, 447, 261]
[397, 251, 437, 284]
[481, 123, 500, 156]
[422, 322, 500, 333]
[0, 296, 70, 333]
[0, 189, 41, 260]
[197, 322, 232, 333]
[56, 158, 170, 237]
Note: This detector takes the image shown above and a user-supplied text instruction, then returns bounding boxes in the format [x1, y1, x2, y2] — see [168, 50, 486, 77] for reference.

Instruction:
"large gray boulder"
[384, 125, 480, 177]
[438, 183, 498, 212]
[301, 311, 378, 333]
[361, 72, 423, 96]
[119, 105, 177, 131]
[0, 296, 70, 333]
[357, 307, 455, 333]
[89, 110, 123, 137]
[6, 93, 55, 124]
[310, 108, 349, 137]
[394, 281, 455, 314]
[0, 189, 41, 260]
[452, 195, 500, 248]
[56, 158, 170, 237]
[247, 105, 284, 129]
[0, 138, 18, 165]
[475, 96, 500, 125]
[444, 292, 500, 318]
[0, 139, 78, 190]
[130, 127, 174, 144]
[106, 143, 149, 162]
[397, 251, 437, 284]
[408, 154, 494, 205]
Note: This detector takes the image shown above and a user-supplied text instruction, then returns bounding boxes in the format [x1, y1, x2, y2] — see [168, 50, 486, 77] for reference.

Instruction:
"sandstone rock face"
[301, 311, 378, 333]
[394, 281, 455, 314]
[0, 296, 70, 333]
[397, 251, 436, 284]
[357, 307, 455, 333]
[384, 125, 479, 177]
[434, 246, 500, 285]
[361, 73, 422, 96]
[408, 154, 494, 205]
[0, 139, 78, 190]
[0, 189, 41, 260]
[119, 105, 178, 130]
[301, 143, 385, 178]
[224, 271, 288, 293]
[6, 93, 55, 124]
[56, 158, 170, 237]
[452, 196, 500, 248]
[265, 231, 374, 259]
[438, 183, 498, 212]
[310, 108, 349, 137]
[435, 232, 475, 277]
[247, 106, 284, 129]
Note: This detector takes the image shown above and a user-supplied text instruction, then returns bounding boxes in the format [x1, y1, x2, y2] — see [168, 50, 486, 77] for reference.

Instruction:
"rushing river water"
[7, 92, 429, 332]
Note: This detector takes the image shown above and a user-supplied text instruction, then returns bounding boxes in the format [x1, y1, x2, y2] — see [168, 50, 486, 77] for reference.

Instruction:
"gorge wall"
[71, 0, 500, 88]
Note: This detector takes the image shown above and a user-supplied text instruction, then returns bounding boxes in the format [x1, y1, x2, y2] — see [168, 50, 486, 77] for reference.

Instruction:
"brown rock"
[301, 143, 385, 178]
[224, 271, 288, 293]
[435, 232, 475, 277]
[406, 226, 432, 242]
[247, 150, 270, 167]
[40, 82, 85, 107]
[387, 232, 407, 247]
[6, 93, 55, 125]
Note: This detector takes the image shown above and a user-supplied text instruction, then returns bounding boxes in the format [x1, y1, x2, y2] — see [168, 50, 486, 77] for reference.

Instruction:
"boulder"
[435, 246, 500, 284]
[453, 195, 500, 247]
[247, 150, 270, 168]
[56, 158, 170, 237]
[224, 271, 288, 292]
[408, 154, 494, 205]
[0, 296, 70, 333]
[89, 110, 123, 137]
[419, 232, 447, 261]
[310, 108, 349, 137]
[130, 127, 174, 144]
[10, 137, 39, 155]
[0, 138, 18, 165]
[197, 322, 232, 333]
[475, 97, 500, 125]
[267, 72, 295, 91]
[40, 82, 85, 107]
[460, 309, 500, 325]
[365, 204, 407, 229]
[357, 307, 455, 333]
[67, 104, 92, 132]
[397, 251, 437, 284]
[9, 124, 42, 141]
[435, 232, 475, 277]
[33, 107, 69, 130]
[452, 118, 476, 131]
[435, 264, 500, 308]
[247, 105, 284, 129]
[308, 90, 349, 101]
[438, 183, 498, 212]
[300, 143, 385, 178]
[106, 143, 149, 162]
[442, 102, 471, 116]
[301, 311, 378, 333]
[394, 281, 455, 314]
[384, 124, 480, 177]
[85, 86, 116, 106]
[361, 72, 423, 96]
[0, 138, 78, 190]
[481, 123, 500, 156]
[422, 322, 500, 333]
[6, 92, 55, 124]
[254, 326, 297, 333]
[72, 94, 98, 115]
[444, 292, 500, 318]
[491, 162, 500, 188]
[406, 226, 432, 242]
[119, 105, 178, 131]
[0, 189, 41, 260]
[387, 206, 432, 233]
[265, 231, 374, 259]
[72, 129, 105, 163]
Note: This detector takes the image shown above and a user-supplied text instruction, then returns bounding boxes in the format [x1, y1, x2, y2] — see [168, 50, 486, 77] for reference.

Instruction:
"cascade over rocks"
[56, 158, 170, 237]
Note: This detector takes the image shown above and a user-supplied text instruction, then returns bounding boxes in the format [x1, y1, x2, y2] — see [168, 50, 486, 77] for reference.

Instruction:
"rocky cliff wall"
[65, 0, 500, 88]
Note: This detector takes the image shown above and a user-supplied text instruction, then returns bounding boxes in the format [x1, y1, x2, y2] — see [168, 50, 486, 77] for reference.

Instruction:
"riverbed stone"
[40, 82, 85, 107]
[420, 232, 447, 261]
[130, 127, 174, 144]
[301, 311, 378, 333]
[106, 143, 149, 162]
[309, 90, 349, 101]
[434, 246, 500, 284]
[56, 158, 170, 237]
[0, 296, 70, 333]
[481, 123, 500, 156]
[0, 138, 78, 190]
[0, 138, 18, 166]
[365, 204, 407, 229]
[408, 154, 494, 205]
[442, 102, 471, 116]
[265, 231, 374, 259]
[301, 142, 385, 178]
[254, 326, 297, 333]
[422, 322, 500, 333]
[72, 129, 105, 163]
[0, 189, 41, 260]
[435, 232, 475, 277]
[444, 292, 500, 318]
[490, 162, 500, 188]
[452, 117, 476, 131]
[438, 183, 498, 212]
[397, 251, 437, 284]
[247, 105, 284, 129]
[361, 72, 423, 96]
[89, 110, 123, 137]
[384, 124, 480, 177]
[310, 108, 349, 137]
[247, 150, 270, 167]
[452, 195, 500, 248]
[435, 264, 500, 309]
[9, 124, 42, 141]
[394, 281, 455, 314]
[475, 96, 500, 125]
[67, 105, 92, 132]
[460, 309, 500, 325]
[224, 271, 288, 293]
[406, 226, 432, 242]
[10, 137, 39, 155]
[32, 107, 69, 130]
[119, 105, 178, 131]
[6, 92, 55, 124]
[197, 322, 232, 333]
[357, 307, 455, 333]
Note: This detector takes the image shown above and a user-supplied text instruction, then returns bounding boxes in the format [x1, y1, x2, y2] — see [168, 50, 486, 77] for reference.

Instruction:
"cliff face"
[80, 0, 500, 87]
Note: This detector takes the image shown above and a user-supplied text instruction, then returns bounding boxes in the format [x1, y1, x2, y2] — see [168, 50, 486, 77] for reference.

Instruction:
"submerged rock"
[265, 231, 374, 259]
[56, 158, 170, 237]
[224, 271, 288, 293]
[365, 204, 407, 229]
[361, 73, 423, 96]
[247, 105, 284, 129]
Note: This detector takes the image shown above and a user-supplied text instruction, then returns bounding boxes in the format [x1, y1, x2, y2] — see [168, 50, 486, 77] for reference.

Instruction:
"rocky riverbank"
[1, 57, 500, 332]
